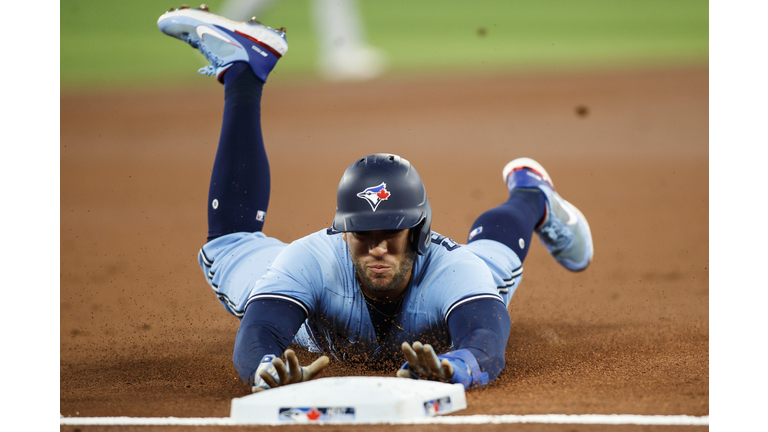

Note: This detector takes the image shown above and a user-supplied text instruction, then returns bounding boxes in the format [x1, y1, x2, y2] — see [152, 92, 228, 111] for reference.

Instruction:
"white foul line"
[60, 414, 709, 426]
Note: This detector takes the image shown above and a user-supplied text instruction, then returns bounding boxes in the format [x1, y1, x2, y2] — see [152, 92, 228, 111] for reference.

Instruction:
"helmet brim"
[332, 210, 426, 233]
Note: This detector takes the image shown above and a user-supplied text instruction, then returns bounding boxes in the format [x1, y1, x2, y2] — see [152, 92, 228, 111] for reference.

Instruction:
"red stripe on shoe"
[234, 30, 283, 58]
[216, 64, 233, 84]
[535, 206, 548, 230]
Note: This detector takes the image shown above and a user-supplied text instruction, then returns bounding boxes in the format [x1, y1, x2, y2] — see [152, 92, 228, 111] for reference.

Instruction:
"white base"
[230, 377, 466, 425]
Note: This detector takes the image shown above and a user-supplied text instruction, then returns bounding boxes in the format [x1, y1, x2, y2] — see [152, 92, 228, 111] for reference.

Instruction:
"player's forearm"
[447, 298, 512, 384]
[233, 299, 307, 384]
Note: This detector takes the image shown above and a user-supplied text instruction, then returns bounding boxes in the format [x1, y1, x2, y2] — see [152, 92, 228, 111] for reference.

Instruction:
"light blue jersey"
[198, 228, 523, 360]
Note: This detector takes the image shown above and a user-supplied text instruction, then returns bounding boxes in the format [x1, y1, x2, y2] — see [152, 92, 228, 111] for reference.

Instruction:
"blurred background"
[61, 0, 708, 90]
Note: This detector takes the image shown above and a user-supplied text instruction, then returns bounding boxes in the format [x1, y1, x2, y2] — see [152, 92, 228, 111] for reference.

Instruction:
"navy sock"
[467, 188, 546, 263]
[207, 63, 270, 241]
[222, 62, 250, 86]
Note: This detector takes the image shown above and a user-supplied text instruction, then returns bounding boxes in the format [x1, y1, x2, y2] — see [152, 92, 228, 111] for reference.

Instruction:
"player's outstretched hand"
[396, 341, 454, 382]
[252, 349, 330, 392]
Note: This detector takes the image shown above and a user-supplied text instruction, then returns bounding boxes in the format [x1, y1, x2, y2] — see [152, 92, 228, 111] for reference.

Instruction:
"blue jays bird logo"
[357, 183, 391, 212]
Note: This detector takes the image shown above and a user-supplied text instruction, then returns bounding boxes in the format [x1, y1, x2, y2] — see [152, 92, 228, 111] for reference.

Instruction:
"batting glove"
[252, 349, 330, 392]
[396, 342, 489, 389]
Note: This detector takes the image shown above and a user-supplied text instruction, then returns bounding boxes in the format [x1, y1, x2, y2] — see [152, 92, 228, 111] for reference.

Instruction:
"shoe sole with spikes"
[503, 157, 594, 272]
[158, 5, 288, 83]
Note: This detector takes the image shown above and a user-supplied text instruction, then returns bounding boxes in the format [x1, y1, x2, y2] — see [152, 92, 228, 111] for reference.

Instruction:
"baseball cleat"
[157, 6, 288, 83]
[503, 157, 594, 272]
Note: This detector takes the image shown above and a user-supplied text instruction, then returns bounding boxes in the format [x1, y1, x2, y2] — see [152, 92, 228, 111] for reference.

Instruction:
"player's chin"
[367, 271, 394, 284]
[365, 274, 398, 292]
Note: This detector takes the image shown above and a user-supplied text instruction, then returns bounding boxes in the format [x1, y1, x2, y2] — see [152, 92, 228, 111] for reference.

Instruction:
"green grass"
[60, 0, 708, 89]
[361, 1, 708, 72]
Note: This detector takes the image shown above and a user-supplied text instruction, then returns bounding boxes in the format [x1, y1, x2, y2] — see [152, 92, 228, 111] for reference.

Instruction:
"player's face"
[343, 229, 415, 296]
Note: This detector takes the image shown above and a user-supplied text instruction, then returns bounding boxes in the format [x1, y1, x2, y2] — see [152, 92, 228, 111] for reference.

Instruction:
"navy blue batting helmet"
[332, 154, 432, 255]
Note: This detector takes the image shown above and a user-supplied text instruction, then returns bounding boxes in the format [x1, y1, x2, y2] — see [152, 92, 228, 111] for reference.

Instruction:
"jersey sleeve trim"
[217, 292, 245, 318]
[246, 293, 310, 316]
[445, 293, 504, 321]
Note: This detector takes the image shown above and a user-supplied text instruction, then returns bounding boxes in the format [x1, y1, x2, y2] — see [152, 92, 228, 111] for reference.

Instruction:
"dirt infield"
[60, 67, 708, 429]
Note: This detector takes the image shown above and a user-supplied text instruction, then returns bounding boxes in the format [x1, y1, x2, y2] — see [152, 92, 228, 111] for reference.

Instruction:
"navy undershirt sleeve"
[233, 299, 308, 384]
[447, 298, 512, 382]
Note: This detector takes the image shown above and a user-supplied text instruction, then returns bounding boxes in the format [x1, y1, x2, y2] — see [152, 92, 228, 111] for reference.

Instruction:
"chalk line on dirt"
[60, 414, 709, 426]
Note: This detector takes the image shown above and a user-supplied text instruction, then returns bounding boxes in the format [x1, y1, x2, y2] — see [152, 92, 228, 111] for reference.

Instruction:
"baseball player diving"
[157, 6, 594, 391]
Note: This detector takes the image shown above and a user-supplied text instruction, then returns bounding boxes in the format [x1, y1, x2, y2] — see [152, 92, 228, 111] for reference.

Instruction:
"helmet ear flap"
[411, 217, 431, 255]
[410, 226, 419, 252]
